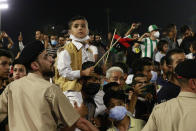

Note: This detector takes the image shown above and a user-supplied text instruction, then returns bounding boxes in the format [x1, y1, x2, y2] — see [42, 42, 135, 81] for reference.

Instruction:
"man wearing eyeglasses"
[106, 66, 125, 86]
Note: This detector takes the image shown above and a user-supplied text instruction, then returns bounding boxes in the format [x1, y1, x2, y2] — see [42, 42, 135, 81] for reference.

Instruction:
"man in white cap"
[139, 24, 160, 58]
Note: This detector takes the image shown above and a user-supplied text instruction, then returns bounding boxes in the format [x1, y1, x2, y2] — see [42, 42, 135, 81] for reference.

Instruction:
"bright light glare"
[0, 3, 8, 9]
[0, 0, 7, 2]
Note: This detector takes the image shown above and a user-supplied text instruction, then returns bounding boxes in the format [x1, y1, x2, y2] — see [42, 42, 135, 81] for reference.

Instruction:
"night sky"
[1, 0, 196, 44]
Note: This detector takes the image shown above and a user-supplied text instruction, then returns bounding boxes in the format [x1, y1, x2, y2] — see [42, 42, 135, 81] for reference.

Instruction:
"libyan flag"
[111, 34, 135, 52]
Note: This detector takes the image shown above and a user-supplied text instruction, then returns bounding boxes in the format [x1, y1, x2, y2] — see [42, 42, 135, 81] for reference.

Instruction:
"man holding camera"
[128, 57, 157, 122]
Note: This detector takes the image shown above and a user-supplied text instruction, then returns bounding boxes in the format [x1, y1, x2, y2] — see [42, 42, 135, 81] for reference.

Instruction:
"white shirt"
[94, 90, 106, 117]
[186, 53, 194, 59]
[89, 45, 98, 55]
[63, 91, 83, 107]
[155, 51, 165, 62]
[141, 37, 158, 58]
[57, 40, 94, 80]
[177, 38, 183, 47]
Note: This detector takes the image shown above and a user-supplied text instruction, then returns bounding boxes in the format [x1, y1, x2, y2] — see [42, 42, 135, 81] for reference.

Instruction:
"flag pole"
[94, 37, 121, 68]
[104, 29, 116, 65]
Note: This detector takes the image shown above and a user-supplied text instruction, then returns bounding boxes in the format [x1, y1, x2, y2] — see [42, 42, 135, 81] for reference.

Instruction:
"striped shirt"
[46, 44, 61, 58]
[141, 37, 158, 58]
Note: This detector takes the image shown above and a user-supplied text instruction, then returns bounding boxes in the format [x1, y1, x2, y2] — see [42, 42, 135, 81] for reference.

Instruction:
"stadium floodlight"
[0, 1, 8, 30]
[0, 3, 8, 9]
[0, 0, 7, 2]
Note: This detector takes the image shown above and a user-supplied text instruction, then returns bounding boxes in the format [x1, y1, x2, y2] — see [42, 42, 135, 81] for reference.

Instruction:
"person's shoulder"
[155, 51, 161, 56]
[57, 47, 66, 56]
[63, 42, 79, 53]
[130, 115, 146, 126]
[57, 44, 73, 57]
[146, 37, 151, 40]
[154, 98, 177, 112]
[8, 75, 28, 86]
[158, 81, 180, 94]
[45, 83, 62, 96]
[157, 82, 169, 92]
[65, 41, 75, 48]
[167, 82, 180, 91]
[8, 75, 52, 91]
[141, 37, 147, 42]
[47, 83, 60, 90]
[160, 81, 180, 91]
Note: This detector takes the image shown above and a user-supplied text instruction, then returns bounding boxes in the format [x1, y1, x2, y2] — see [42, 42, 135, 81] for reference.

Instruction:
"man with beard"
[0, 41, 98, 131]
[93, 34, 106, 63]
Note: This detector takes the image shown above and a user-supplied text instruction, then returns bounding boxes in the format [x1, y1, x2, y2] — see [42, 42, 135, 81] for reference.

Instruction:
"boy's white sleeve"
[57, 50, 80, 80]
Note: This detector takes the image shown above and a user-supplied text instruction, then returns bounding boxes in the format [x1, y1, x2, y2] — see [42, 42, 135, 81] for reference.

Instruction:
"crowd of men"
[0, 15, 196, 131]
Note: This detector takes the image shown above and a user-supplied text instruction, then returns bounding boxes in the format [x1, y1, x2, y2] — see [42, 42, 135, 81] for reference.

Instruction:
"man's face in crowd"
[37, 50, 55, 77]
[95, 35, 101, 42]
[70, 20, 89, 39]
[132, 33, 139, 39]
[35, 31, 42, 40]
[134, 76, 148, 86]
[89, 34, 94, 42]
[0, 56, 11, 79]
[142, 65, 153, 82]
[169, 26, 177, 38]
[13, 64, 27, 80]
[41, 34, 44, 41]
[50, 35, 57, 41]
[189, 44, 196, 54]
[163, 44, 169, 53]
[184, 29, 193, 38]
[173, 26, 177, 35]
[108, 71, 125, 85]
[58, 37, 65, 46]
[170, 53, 185, 72]
[133, 76, 149, 93]
[43, 35, 49, 41]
